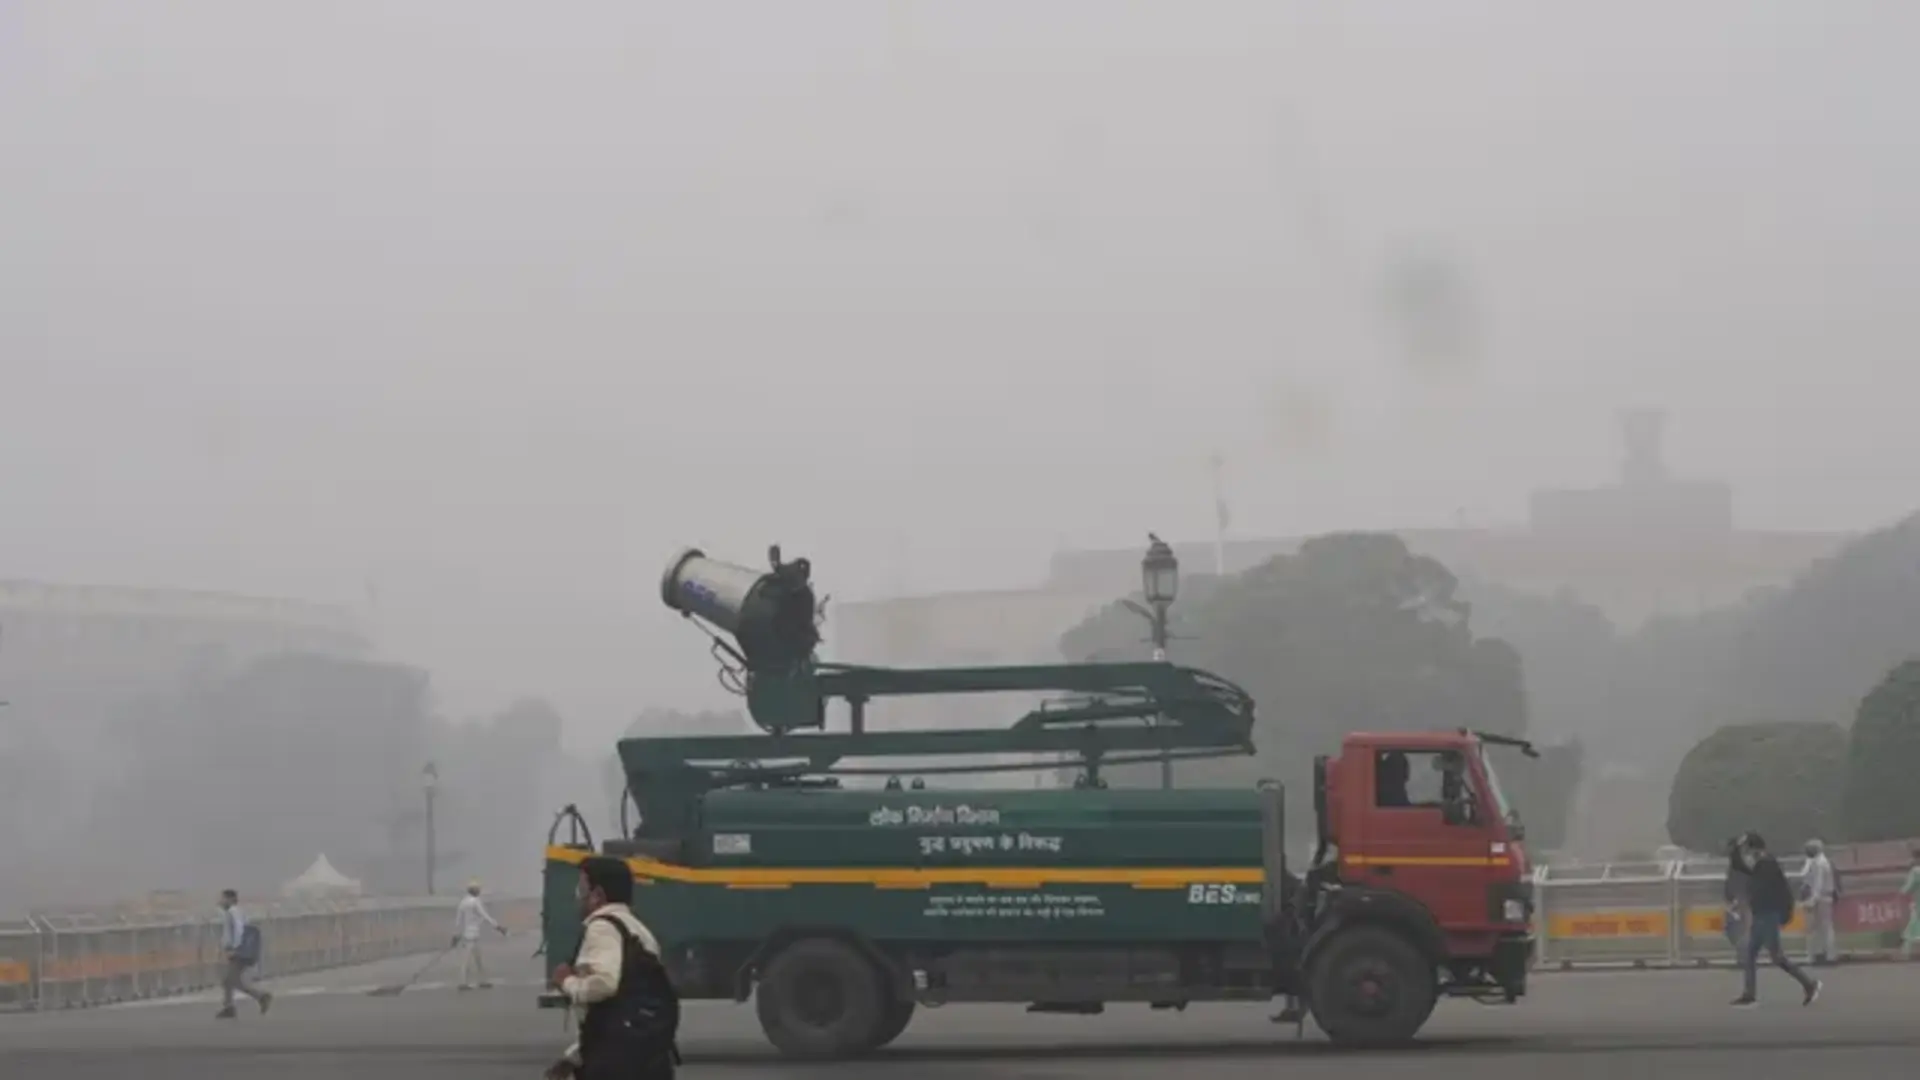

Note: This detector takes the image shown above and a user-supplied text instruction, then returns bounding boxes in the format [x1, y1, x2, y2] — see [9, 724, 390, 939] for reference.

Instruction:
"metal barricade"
[1673, 854, 1804, 965]
[2, 894, 530, 1011]
[1535, 860, 1680, 968]
[0, 919, 40, 1012]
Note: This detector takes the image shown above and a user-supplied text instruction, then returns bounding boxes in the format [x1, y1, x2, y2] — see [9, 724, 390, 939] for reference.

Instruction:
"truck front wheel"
[754, 938, 887, 1060]
[1306, 925, 1436, 1047]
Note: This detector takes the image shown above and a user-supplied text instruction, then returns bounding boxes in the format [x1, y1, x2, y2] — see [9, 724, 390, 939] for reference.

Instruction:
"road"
[5, 939, 1917, 1080]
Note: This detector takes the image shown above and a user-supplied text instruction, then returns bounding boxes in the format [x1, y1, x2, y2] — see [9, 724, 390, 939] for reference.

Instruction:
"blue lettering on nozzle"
[681, 581, 720, 610]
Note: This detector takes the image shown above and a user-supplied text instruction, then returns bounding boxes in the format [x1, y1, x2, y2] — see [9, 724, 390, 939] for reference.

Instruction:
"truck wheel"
[869, 996, 916, 1049]
[755, 938, 887, 1060]
[1306, 926, 1436, 1047]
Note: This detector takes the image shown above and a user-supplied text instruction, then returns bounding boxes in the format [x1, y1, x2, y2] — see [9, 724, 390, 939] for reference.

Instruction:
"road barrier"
[1536, 852, 1915, 969]
[0, 895, 537, 1011]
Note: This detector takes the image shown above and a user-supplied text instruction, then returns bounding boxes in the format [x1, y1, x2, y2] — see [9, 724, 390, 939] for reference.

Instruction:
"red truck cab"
[1303, 730, 1534, 1016]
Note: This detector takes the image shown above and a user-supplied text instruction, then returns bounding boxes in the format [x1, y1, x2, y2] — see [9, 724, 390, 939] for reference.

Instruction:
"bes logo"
[1187, 883, 1257, 905]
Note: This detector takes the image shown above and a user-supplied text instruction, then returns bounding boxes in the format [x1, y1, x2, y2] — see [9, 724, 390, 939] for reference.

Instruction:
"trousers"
[1743, 911, 1815, 999]
[460, 939, 489, 986]
[1804, 897, 1836, 961]
[222, 957, 264, 1008]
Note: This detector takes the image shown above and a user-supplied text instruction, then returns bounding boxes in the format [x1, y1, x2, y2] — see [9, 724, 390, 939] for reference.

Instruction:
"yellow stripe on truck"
[546, 845, 1266, 889]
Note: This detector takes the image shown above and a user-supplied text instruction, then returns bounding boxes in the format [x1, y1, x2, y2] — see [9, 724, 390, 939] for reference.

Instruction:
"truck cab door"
[1348, 747, 1493, 935]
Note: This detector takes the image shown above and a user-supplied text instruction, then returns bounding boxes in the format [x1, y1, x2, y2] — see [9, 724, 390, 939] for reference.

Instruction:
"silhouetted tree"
[1666, 721, 1847, 852]
[1842, 659, 1920, 842]
[1059, 533, 1578, 847]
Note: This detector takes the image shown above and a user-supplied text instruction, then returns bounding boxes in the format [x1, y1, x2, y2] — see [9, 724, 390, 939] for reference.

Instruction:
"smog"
[3, 3, 1919, 1075]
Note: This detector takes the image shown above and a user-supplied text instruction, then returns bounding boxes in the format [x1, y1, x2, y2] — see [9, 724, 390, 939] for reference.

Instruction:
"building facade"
[0, 580, 369, 910]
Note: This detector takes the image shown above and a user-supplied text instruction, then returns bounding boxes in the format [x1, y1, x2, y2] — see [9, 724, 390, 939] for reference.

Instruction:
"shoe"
[1272, 1007, 1303, 1024]
[1804, 981, 1822, 1006]
[215, 1007, 238, 1019]
[458, 984, 473, 992]
[259, 992, 273, 1015]
[478, 981, 494, 990]
[1730, 996, 1757, 1008]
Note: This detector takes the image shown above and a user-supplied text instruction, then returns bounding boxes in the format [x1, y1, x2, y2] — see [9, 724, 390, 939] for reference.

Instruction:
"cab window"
[1374, 749, 1476, 813]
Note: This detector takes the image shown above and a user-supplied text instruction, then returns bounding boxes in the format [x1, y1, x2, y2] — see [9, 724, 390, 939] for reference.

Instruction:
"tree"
[104, 653, 436, 893]
[1842, 659, 1920, 842]
[1058, 533, 1578, 846]
[1665, 721, 1847, 853]
[1715, 514, 1920, 730]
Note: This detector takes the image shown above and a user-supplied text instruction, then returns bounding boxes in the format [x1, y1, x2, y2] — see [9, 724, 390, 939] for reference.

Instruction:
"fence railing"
[1535, 856, 1914, 968]
[0, 895, 537, 1011]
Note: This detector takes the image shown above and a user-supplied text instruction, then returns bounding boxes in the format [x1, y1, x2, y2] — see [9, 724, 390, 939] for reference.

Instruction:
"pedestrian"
[1723, 835, 1752, 957]
[1731, 833, 1821, 1007]
[1901, 848, 1920, 961]
[1800, 839, 1838, 965]
[544, 856, 679, 1080]
[215, 889, 272, 1019]
[452, 880, 508, 990]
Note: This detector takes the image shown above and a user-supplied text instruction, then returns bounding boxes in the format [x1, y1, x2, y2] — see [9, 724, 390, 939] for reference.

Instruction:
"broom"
[367, 943, 457, 997]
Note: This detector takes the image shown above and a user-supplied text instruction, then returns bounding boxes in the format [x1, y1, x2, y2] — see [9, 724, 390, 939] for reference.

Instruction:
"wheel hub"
[1345, 962, 1398, 1018]
[792, 971, 846, 1028]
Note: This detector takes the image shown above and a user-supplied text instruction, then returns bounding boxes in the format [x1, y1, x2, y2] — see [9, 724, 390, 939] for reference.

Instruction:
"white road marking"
[92, 979, 543, 1011]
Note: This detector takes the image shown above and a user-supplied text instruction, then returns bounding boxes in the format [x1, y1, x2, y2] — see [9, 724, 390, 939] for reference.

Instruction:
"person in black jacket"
[1732, 832, 1821, 1007]
[1722, 836, 1751, 953]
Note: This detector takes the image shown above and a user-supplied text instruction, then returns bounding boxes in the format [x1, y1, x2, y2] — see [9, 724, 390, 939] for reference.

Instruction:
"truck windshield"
[1478, 747, 1519, 831]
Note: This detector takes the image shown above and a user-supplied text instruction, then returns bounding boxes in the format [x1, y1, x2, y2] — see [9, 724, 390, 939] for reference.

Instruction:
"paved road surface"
[6, 939, 1917, 1080]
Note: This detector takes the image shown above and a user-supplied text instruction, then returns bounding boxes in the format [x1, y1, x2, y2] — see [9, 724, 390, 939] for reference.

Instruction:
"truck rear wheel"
[754, 938, 887, 1059]
[869, 996, 916, 1049]
[1306, 925, 1436, 1047]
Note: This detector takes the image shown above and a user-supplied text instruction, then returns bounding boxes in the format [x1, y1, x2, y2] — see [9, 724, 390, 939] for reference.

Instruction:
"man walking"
[1723, 836, 1752, 956]
[452, 880, 507, 990]
[216, 889, 272, 1019]
[1801, 839, 1839, 965]
[1732, 834, 1821, 1008]
[545, 856, 678, 1080]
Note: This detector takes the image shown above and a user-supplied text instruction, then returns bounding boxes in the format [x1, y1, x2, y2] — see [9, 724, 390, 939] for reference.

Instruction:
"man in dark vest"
[545, 856, 680, 1079]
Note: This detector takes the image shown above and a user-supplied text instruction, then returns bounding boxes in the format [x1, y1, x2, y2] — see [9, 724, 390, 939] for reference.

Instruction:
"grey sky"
[6, 1, 1917, 740]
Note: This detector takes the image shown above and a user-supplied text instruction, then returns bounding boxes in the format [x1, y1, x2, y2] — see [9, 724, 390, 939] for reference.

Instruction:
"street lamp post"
[422, 762, 439, 897]
[1139, 534, 1180, 789]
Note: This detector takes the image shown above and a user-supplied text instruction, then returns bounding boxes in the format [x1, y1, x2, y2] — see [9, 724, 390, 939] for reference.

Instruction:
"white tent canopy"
[280, 854, 363, 899]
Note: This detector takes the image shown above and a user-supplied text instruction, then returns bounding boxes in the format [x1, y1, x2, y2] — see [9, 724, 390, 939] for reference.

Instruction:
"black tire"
[754, 938, 887, 1060]
[1306, 925, 1436, 1047]
[869, 995, 916, 1049]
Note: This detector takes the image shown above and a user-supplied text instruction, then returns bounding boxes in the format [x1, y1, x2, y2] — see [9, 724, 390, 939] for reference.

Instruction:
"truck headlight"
[1502, 899, 1528, 924]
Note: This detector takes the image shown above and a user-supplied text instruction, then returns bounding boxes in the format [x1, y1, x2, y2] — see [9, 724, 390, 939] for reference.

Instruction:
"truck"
[540, 546, 1535, 1058]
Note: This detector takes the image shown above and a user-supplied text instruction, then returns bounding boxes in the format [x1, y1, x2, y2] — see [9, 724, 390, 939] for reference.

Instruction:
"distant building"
[0, 580, 368, 688]
[1046, 411, 1851, 629]
[0, 580, 372, 908]
[830, 410, 1853, 730]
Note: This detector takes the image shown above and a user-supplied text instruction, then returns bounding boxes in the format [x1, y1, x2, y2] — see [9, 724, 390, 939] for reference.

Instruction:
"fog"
[4, 2, 1918, 905]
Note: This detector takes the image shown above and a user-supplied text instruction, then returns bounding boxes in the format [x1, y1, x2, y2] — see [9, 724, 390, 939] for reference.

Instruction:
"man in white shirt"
[216, 889, 271, 1018]
[451, 881, 506, 990]
[1801, 839, 1838, 965]
[545, 856, 673, 1080]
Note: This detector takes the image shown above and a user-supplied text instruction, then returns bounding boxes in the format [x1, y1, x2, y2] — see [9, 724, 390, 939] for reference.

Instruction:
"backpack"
[233, 923, 263, 967]
[577, 914, 679, 1078]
